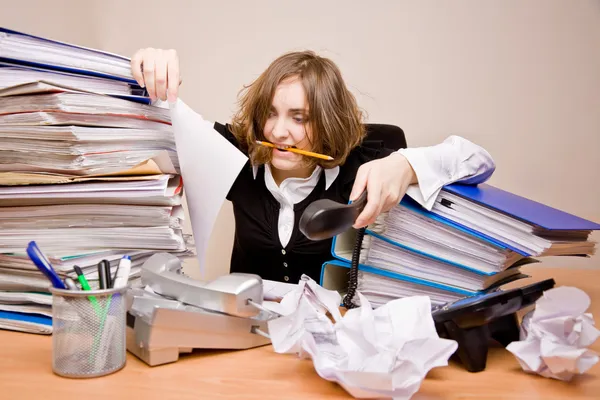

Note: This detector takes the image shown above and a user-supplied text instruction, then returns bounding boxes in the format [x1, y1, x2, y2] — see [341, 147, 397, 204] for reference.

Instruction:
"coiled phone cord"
[342, 226, 366, 309]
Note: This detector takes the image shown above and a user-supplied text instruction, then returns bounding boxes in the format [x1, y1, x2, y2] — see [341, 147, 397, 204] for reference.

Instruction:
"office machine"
[431, 278, 555, 372]
[125, 253, 275, 366]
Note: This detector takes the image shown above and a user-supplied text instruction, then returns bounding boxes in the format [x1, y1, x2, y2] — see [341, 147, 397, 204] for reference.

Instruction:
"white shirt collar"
[252, 164, 340, 190]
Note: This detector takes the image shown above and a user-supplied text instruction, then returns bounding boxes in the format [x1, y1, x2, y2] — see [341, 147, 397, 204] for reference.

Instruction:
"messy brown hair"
[229, 51, 366, 169]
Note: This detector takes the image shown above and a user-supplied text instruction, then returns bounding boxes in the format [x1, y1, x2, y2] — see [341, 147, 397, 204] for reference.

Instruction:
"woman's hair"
[229, 50, 366, 169]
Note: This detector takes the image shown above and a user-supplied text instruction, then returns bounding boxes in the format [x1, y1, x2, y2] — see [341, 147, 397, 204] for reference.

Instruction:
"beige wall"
[1, 0, 599, 279]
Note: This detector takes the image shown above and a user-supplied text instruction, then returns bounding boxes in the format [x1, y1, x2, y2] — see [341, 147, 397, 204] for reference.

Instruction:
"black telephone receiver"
[299, 191, 369, 308]
[299, 191, 368, 241]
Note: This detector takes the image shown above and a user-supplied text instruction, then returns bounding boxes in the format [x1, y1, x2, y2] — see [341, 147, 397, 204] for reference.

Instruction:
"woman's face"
[263, 77, 313, 174]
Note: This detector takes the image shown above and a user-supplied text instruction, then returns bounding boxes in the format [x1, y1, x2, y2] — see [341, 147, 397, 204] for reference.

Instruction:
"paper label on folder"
[169, 99, 248, 275]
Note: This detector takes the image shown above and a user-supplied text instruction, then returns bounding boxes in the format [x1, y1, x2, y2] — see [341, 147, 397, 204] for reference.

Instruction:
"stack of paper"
[0, 27, 194, 334]
[322, 183, 600, 309]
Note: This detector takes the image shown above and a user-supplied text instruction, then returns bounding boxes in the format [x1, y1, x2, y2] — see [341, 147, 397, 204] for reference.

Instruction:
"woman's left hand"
[349, 153, 417, 229]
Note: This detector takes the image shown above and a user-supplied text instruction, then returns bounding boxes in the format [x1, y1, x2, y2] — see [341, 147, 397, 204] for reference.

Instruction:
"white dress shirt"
[257, 135, 496, 247]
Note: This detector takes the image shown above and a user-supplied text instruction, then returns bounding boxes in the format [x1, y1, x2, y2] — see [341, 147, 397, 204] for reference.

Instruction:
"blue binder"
[320, 259, 478, 297]
[330, 195, 529, 270]
[0, 310, 52, 334]
[0, 27, 139, 85]
[443, 183, 600, 231]
[0, 61, 147, 97]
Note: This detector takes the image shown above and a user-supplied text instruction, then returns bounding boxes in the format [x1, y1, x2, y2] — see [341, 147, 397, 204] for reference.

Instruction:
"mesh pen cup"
[49, 286, 127, 378]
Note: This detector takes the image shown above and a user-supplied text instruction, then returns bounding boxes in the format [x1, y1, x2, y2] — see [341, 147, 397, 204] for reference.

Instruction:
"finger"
[166, 50, 180, 102]
[154, 51, 168, 101]
[381, 196, 398, 213]
[349, 164, 370, 201]
[353, 178, 383, 228]
[142, 51, 157, 101]
[382, 180, 410, 212]
[130, 50, 145, 88]
[381, 188, 401, 212]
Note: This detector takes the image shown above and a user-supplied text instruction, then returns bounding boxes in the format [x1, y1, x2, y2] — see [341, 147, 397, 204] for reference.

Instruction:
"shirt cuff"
[395, 135, 496, 211]
[396, 147, 444, 210]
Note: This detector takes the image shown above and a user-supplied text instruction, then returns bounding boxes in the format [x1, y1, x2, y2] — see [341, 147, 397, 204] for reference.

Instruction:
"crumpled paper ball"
[266, 275, 458, 399]
[506, 286, 600, 381]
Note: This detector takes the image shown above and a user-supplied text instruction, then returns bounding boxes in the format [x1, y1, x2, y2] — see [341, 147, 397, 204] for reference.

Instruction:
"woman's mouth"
[273, 146, 299, 158]
[273, 144, 297, 151]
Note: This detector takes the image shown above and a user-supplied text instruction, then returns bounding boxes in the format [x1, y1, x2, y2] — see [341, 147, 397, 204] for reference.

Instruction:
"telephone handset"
[140, 252, 263, 318]
[126, 253, 274, 366]
[299, 190, 368, 241]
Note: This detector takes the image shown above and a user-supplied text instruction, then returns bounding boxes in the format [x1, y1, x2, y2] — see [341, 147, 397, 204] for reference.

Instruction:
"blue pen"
[26, 241, 67, 290]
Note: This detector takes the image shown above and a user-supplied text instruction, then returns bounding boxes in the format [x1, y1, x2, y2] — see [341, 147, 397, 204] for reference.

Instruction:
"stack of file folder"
[0, 27, 193, 334]
[322, 183, 600, 308]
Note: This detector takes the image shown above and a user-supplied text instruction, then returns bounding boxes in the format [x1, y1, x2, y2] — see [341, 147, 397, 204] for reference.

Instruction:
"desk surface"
[1, 266, 599, 400]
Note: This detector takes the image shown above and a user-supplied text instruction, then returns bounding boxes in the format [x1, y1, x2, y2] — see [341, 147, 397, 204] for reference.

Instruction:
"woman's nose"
[271, 118, 288, 140]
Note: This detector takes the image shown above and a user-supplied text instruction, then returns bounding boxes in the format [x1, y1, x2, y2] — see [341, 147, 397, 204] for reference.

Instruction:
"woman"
[131, 48, 495, 283]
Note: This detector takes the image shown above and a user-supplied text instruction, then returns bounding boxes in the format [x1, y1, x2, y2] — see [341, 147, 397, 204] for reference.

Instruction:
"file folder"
[320, 259, 473, 308]
[0, 310, 52, 334]
[433, 183, 600, 256]
[331, 197, 529, 273]
[0, 61, 146, 96]
[0, 27, 139, 84]
[443, 183, 600, 231]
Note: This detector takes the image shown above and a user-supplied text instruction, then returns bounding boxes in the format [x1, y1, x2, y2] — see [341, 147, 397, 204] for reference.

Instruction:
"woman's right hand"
[131, 48, 181, 103]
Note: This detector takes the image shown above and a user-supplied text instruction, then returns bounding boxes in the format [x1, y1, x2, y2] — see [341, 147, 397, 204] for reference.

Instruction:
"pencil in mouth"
[255, 140, 333, 161]
[277, 145, 297, 152]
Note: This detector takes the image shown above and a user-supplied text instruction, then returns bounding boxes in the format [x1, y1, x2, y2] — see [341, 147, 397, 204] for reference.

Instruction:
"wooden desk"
[1, 266, 599, 399]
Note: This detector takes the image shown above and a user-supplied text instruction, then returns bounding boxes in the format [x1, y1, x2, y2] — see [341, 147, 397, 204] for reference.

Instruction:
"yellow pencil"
[255, 141, 333, 161]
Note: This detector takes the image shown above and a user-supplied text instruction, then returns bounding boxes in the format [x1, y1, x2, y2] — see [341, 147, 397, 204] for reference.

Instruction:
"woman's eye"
[293, 116, 304, 123]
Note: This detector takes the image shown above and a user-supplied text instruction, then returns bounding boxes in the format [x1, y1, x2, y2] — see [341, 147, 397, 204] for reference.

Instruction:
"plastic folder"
[432, 184, 600, 256]
[0, 310, 52, 334]
[443, 183, 600, 231]
[0, 27, 139, 85]
[0, 60, 146, 96]
[319, 259, 472, 308]
[320, 258, 478, 297]
[330, 197, 528, 272]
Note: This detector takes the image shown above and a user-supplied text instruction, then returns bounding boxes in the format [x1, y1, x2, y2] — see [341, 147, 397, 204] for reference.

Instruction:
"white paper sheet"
[262, 279, 298, 301]
[169, 100, 248, 276]
[267, 275, 458, 399]
[506, 286, 600, 381]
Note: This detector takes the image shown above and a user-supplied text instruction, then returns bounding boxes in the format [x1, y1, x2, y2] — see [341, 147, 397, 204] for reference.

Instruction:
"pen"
[103, 260, 112, 289]
[73, 266, 93, 291]
[112, 255, 131, 289]
[74, 265, 101, 315]
[255, 140, 334, 161]
[26, 241, 67, 290]
[64, 277, 79, 291]
[97, 260, 110, 289]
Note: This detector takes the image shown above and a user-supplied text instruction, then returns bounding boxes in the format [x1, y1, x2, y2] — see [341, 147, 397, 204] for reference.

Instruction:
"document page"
[169, 99, 248, 277]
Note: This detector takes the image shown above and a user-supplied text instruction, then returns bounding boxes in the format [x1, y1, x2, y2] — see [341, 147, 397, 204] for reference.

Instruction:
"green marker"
[74, 265, 101, 315]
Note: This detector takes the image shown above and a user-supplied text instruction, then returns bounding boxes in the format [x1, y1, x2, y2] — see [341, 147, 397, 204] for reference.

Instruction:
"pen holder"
[49, 286, 127, 378]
